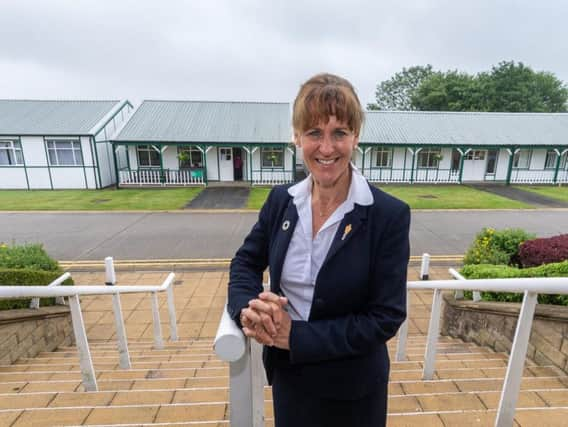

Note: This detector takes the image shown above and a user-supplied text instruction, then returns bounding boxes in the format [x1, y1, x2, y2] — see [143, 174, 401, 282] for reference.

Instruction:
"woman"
[228, 73, 410, 426]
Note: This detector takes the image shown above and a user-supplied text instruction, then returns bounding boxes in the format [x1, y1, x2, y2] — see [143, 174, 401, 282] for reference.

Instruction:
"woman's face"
[296, 116, 358, 189]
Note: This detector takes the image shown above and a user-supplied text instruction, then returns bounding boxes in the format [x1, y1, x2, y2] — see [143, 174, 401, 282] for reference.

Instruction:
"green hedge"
[0, 269, 74, 310]
[0, 243, 59, 271]
[460, 261, 568, 306]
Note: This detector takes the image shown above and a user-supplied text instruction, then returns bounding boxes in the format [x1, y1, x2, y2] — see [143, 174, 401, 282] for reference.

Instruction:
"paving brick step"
[2, 364, 561, 384]
[1, 385, 567, 412]
[1, 357, 517, 374]
[2, 403, 568, 426]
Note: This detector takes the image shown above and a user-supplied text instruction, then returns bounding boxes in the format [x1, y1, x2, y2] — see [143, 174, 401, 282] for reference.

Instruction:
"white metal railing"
[251, 170, 294, 185]
[0, 257, 178, 392]
[216, 274, 568, 427]
[29, 272, 71, 309]
[118, 169, 205, 186]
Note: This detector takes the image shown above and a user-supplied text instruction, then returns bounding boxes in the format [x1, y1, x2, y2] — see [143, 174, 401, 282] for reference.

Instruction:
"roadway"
[0, 210, 566, 261]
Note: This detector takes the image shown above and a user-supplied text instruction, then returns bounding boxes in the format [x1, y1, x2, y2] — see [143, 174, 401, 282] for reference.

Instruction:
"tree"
[411, 61, 568, 112]
[367, 65, 434, 111]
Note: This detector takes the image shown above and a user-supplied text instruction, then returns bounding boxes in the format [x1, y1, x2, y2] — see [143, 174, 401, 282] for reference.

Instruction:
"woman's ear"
[293, 132, 301, 147]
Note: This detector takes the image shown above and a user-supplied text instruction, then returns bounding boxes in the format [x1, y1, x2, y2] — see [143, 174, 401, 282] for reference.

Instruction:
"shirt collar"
[288, 163, 374, 207]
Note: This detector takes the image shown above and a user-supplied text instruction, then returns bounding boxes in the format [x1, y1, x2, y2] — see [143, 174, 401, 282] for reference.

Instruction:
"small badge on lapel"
[341, 224, 352, 241]
[282, 220, 290, 231]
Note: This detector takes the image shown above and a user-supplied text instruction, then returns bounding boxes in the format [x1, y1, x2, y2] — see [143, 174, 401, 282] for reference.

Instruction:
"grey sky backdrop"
[1, 0, 567, 107]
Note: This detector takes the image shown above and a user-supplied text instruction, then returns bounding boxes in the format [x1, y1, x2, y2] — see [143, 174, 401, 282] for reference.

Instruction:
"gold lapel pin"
[341, 224, 352, 241]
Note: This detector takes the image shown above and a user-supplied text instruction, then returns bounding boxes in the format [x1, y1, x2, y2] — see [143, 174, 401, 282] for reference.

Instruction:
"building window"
[137, 145, 160, 167]
[178, 146, 203, 168]
[545, 150, 558, 169]
[464, 150, 486, 160]
[0, 140, 24, 165]
[512, 149, 531, 169]
[373, 147, 392, 167]
[417, 148, 442, 168]
[46, 139, 83, 166]
[262, 147, 283, 168]
[562, 153, 568, 169]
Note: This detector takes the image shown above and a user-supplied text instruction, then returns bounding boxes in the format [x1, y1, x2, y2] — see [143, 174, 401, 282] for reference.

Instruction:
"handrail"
[0, 262, 177, 393]
[403, 276, 568, 427]
[29, 271, 71, 309]
[215, 304, 264, 427]
[449, 268, 482, 301]
[217, 276, 568, 427]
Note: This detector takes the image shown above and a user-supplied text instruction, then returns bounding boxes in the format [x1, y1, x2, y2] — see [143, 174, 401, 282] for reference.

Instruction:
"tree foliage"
[411, 61, 568, 112]
[367, 65, 433, 111]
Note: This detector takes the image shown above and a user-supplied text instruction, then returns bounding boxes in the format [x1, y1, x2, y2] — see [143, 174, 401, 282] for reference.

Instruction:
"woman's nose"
[318, 135, 335, 155]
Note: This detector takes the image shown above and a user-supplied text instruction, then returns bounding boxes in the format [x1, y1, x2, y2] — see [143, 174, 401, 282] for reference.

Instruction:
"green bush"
[0, 243, 59, 271]
[463, 228, 536, 266]
[460, 261, 568, 306]
[0, 268, 73, 310]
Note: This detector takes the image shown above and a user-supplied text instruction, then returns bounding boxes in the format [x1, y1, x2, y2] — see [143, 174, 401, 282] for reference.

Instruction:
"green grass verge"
[514, 185, 568, 203]
[379, 185, 532, 209]
[247, 187, 272, 209]
[247, 185, 532, 210]
[0, 188, 203, 210]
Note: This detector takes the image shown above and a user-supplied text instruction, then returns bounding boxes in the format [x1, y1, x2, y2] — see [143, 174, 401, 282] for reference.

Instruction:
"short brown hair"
[292, 73, 364, 137]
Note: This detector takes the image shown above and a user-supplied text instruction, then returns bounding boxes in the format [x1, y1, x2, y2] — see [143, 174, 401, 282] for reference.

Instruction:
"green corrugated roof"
[0, 100, 121, 135]
[360, 111, 568, 146]
[114, 100, 291, 143]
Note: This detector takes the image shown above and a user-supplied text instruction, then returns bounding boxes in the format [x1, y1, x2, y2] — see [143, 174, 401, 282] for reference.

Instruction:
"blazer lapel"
[269, 199, 298, 293]
[322, 204, 368, 266]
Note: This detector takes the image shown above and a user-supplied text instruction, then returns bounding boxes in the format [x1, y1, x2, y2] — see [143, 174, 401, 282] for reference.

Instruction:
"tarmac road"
[0, 210, 566, 261]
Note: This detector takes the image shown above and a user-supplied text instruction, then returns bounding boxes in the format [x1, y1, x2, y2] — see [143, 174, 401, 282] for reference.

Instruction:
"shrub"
[460, 261, 568, 306]
[463, 228, 535, 266]
[519, 234, 568, 268]
[0, 268, 74, 310]
[0, 243, 59, 271]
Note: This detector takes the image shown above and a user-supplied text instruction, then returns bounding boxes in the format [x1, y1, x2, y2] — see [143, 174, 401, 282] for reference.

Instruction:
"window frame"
[417, 147, 442, 169]
[46, 138, 84, 166]
[178, 146, 203, 169]
[136, 145, 161, 168]
[0, 139, 24, 166]
[373, 146, 392, 168]
[261, 147, 284, 168]
[545, 150, 559, 169]
[512, 149, 531, 169]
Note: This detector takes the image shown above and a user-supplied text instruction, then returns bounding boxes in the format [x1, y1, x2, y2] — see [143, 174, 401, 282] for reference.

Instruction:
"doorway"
[218, 147, 234, 181]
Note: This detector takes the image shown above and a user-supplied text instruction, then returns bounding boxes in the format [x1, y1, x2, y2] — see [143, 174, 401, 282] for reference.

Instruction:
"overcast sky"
[1, 0, 567, 107]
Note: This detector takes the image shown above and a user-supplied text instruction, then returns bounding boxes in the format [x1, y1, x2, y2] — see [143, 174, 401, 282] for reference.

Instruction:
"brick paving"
[0, 265, 566, 425]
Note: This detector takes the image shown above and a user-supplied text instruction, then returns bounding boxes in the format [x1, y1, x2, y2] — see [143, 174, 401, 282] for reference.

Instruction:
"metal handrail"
[218, 275, 568, 427]
[0, 259, 178, 393]
[29, 271, 71, 309]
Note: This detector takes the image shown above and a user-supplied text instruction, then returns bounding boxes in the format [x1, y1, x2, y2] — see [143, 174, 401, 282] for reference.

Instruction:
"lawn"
[247, 185, 531, 210]
[247, 187, 272, 209]
[514, 185, 568, 203]
[0, 188, 203, 210]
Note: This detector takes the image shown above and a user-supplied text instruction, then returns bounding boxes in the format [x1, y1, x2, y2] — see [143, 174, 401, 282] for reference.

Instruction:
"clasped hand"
[240, 291, 291, 349]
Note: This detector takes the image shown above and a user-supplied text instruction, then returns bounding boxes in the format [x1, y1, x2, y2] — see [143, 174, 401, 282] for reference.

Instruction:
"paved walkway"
[470, 184, 568, 208]
[185, 187, 250, 209]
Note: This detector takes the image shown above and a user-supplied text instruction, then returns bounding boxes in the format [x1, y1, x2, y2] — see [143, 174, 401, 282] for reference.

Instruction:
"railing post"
[166, 285, 178, 341]
[420, 253, 430, 280]
[422, 288, 443, 380]
[112, 293, 131, 369]
[395, 290, 410, 361]
[229, 339, 264, 427]
[495, 291, 538, 427]
[105, 256, 116, 285]
[68, 294, 98, 391]
[151, 291, 164, 349]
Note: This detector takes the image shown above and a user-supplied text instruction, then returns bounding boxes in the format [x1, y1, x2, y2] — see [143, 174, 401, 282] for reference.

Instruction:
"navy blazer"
[228, 183, 410, 400]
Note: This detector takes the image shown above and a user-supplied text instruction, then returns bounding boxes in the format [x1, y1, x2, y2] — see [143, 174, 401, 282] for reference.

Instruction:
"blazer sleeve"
[288, 203, 410, 364]
[227, 188, 275, 326]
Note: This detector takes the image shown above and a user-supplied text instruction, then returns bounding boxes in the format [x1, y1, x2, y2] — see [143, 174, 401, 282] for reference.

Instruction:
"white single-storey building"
[354, 111, 568, 184]
[111, 100, 294, 186]
[0, 100, 133, 189]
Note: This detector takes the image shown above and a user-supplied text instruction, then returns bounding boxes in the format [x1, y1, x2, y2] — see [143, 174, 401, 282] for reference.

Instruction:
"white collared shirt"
[280, 165, 373, 320]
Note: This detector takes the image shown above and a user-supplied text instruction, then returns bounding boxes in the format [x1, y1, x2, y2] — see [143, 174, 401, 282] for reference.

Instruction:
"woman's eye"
[334, 130, 348, 138]
[307, 130, 321, 138]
